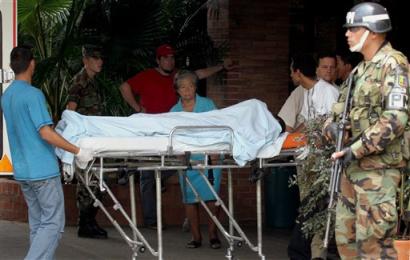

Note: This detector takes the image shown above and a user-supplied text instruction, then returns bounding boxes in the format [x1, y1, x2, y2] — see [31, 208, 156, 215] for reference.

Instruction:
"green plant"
[290, 115, 335, 238]
[397, 172, 410, 239]
[18, 0, 225, 119]
[95, 73, 132, 116]
[294, 116, 410, 241]
[85, 0, 226, 114]
[18, 0, 87, 120]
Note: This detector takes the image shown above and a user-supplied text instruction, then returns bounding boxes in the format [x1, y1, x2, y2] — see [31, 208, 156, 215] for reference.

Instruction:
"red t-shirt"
[127, 68, 178, 113]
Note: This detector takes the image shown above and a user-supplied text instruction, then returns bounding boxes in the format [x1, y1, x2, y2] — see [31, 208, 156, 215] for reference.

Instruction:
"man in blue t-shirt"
[1, 46, 93, 260]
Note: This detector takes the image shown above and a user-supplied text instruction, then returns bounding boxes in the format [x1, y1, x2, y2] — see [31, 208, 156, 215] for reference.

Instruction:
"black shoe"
[78, 223, 107, 239]
[91, 222, 108, 238]
[209, 238, 221, 249]
[186, 240, 202, 249]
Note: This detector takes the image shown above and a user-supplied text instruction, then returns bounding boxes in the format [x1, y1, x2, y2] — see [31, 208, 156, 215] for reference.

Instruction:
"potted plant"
[394, 171, 410, 260]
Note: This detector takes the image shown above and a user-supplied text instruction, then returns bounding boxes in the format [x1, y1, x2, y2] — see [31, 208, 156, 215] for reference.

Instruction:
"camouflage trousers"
[76, 180, 104, 224]
[335, 161, 400, 259]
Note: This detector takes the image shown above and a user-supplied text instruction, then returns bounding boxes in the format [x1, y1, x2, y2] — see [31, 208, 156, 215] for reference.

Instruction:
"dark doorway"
[288, 0, 409, 93]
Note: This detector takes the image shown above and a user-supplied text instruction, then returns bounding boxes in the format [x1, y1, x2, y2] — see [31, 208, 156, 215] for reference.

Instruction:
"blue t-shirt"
[1, 80, 60, 181]
[170, 94, 216, 113]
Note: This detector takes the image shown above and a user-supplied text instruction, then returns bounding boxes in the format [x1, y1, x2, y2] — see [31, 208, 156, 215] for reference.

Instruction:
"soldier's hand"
[331, 150, 344, 161]
[324, 123, 350, 144]
[341, 147, 354, 165]
[324, 122, 338, 142]
[331, 147, 355, 166]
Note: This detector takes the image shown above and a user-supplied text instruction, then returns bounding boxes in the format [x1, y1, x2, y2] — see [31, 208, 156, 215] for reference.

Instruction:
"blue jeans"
[140, 170, 174, 225]
[19, 176, 65, 260]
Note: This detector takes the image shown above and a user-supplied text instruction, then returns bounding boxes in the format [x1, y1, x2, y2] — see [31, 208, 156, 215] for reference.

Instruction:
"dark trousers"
[140, 170, 175, 225]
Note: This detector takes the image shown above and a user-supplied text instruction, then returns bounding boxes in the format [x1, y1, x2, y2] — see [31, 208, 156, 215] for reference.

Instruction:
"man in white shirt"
[279, 54, 339, 134]
[316, 52, 338, 86]
[291, 54, 339, 131]
[278, 81, 305, 132]
[287, 53, 339, 260]
[300, 79, 339, 121]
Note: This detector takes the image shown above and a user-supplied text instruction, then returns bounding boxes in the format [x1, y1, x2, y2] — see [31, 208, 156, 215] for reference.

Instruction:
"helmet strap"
[349, 30, 370, 52]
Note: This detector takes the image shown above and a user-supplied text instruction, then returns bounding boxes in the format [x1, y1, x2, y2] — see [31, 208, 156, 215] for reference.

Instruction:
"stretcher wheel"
[236, 241, 243, 247]
[139, 246, 146, 253]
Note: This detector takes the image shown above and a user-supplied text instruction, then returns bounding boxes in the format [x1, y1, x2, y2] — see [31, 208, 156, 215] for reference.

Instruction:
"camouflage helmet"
[82, 44, 103, 58]
[344, 2, 392, 33]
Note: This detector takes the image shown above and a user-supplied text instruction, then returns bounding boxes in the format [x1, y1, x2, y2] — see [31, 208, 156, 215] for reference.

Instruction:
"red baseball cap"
[156, 44, 175, 58]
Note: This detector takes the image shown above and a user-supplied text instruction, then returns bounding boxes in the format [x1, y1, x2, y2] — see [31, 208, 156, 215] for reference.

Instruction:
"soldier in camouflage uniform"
[324, 3, 410, 259]
[67, 45, 107, 239]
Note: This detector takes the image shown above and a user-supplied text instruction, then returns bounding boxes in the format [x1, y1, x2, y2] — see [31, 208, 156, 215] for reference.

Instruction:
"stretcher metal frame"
[74, 126, 300, 260]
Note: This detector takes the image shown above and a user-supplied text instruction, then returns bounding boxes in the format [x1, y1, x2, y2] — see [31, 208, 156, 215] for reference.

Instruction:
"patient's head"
[274, 115, 286, 134]
[174, 70, 199, 102]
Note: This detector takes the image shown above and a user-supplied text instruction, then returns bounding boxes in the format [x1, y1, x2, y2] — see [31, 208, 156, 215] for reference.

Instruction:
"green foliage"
[18, 0, 87, 120]
[18, 0, 73, 59]
[87, 0, 225, 115]
[17, 0, 224, 118]
[294, 116, 410, 240]
[290, 116, 335, 238]
[95, 0, 168, 78]
[96, 73, 133, 116]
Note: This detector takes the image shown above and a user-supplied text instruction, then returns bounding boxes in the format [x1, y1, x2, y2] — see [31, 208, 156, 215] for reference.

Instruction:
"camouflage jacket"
[330, 43, 410, 169]
[68, 68, 104, 116]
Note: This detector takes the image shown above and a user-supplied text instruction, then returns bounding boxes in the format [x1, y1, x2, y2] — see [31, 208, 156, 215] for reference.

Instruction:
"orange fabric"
[394, 240, 410, 260]
[0, 155, 13, 172]
[282, 132, 306, 149]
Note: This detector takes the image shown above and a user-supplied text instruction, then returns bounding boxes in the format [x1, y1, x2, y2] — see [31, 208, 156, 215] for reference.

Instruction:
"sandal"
[209, 238, 221, 249]
[186, 240, 202, 249]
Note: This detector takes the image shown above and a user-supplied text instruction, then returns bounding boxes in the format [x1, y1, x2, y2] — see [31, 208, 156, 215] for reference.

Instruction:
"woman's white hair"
[174, 70, 199, 90]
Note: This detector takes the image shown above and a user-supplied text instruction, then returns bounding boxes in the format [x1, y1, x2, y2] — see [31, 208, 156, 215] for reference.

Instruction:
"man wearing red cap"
[119, 43, 233, 229]
[120, 44, 231, 113]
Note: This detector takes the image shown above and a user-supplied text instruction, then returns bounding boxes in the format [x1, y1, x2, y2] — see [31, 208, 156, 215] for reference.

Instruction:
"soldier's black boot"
[78, 209, 107, 239]
[90, 221, 107, 238]
[90, 206, 108, 238]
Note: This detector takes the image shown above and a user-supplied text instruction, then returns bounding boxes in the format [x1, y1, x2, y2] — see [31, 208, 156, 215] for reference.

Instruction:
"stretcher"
[70, 132, 302, 260]
[56, 100, 304, 260]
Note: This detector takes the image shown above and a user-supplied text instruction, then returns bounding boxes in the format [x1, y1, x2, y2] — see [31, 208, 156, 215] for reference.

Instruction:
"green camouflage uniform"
[68, 68, 104, 116]
[329, 43, 409, 259]
[68, 68, 104, 225]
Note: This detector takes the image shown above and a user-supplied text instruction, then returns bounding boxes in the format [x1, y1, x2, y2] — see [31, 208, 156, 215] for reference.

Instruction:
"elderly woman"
[170, 70, 221, 249]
